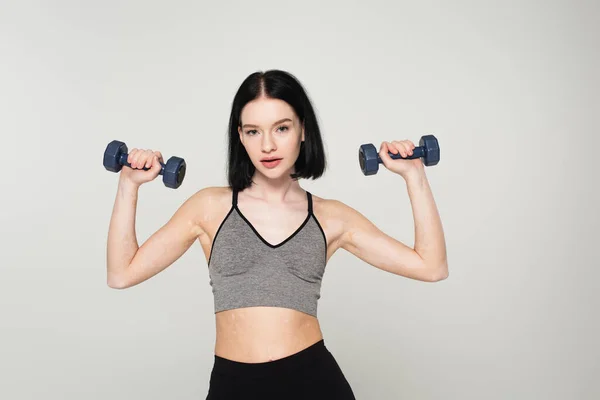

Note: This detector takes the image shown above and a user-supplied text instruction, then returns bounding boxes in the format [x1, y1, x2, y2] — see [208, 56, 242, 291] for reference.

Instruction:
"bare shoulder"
[190, 185, 232, 206]
[310, 192, 361, 219]
[311, 192, 389, 247]
[184, 186, 233, 235]
[308, 193, 364, 249]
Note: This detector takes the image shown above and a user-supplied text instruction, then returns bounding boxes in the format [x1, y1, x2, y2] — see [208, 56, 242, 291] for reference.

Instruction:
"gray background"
[1, 0, 598, 399]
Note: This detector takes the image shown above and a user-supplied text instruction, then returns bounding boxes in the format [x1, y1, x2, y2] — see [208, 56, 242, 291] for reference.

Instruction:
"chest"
[199, 198, 344, 264]
[236, 202, 310, 247]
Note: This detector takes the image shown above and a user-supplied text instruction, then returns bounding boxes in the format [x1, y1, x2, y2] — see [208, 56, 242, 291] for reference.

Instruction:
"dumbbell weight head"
[358, 144, 379, 176]
[103, 140, 128, 173]
[419, 135, 440, 166]
[103, 140, 186, 189]
[358, 134, 440, 176]
[163, 156, 186, 189]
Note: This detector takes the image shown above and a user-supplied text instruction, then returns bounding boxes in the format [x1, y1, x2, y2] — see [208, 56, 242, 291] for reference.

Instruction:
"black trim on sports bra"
[209, 188, 327, 264]
[232, 189, 238, 206]
[233, 190, 313, 249]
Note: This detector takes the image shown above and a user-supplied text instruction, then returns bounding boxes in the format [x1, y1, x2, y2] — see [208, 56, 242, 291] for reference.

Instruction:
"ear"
[301, 123, 305, 142]
[238, 126, 245, 145]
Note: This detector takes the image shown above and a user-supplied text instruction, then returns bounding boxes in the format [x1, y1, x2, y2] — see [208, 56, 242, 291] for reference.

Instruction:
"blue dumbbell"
[103, 140, 186, 189]
[358, 135, 440, 176]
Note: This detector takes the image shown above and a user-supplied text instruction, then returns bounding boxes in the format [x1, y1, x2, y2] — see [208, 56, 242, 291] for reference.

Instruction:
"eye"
[277, 125, 289, 132]
[245, 129, 258, 135]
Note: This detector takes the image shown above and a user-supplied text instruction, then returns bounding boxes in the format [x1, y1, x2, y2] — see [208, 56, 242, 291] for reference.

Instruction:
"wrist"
[118, 177, 140, 193]
[403, 168, 426, 185]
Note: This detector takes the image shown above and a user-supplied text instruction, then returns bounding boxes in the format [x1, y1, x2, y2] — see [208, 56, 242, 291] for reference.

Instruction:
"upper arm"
[110, 188, 211, 289]
[336, 201, 441, 282]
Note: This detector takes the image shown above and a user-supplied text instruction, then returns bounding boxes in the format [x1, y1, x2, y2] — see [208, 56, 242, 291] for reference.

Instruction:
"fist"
[120, 148, 164, 186]
[378, 139, 424, 179]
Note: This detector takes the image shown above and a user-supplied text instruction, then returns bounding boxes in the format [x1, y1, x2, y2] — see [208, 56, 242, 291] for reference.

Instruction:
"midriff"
[214, 306, 324, 362]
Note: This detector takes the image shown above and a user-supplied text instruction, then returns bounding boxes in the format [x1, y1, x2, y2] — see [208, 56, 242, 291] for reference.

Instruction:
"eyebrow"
[242, 118, 292, 129]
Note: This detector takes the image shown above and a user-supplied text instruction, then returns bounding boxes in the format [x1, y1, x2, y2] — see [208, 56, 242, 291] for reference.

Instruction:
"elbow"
[425, 261, 449, 282]
[433, 268, 449, 282]
[107, 271, 129, 289]
[107, 277, 126, 289]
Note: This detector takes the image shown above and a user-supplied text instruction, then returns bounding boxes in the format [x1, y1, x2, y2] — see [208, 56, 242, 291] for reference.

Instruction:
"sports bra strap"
[232, 189, 238, 206]
[307, 191, 313, 214]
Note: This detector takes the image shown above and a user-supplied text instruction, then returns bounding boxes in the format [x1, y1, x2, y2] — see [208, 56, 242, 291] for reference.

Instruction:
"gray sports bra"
[208, 188, 327, 317]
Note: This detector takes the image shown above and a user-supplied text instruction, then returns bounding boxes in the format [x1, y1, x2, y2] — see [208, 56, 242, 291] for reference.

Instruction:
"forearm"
[106, 177, 140, 283]
[405, 170, 448, 274]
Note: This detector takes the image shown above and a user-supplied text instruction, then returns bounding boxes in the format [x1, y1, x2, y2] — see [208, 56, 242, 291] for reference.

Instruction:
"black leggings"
[206, 339, 356, 399]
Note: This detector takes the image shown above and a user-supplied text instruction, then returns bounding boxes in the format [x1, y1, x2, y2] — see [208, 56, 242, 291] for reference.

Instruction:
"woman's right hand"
[119, 148, 164, 187]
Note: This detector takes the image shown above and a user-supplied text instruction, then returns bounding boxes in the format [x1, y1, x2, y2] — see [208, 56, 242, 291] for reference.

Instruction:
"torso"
[196, 186, 345, 362]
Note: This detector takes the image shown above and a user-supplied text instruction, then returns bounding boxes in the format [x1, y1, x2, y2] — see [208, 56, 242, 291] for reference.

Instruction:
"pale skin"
[106, 96, 448, 362]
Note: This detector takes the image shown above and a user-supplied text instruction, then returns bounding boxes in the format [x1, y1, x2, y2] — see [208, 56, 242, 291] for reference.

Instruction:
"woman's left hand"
[378, 139, 425, 180]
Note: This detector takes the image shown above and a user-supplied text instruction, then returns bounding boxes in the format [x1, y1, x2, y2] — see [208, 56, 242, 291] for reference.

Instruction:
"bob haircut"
[227, 70, 326, 191]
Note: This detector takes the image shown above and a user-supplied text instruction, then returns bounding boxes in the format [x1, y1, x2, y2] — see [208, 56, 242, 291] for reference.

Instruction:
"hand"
[379, 140, 425, 179]
[119, 148, 164, 187]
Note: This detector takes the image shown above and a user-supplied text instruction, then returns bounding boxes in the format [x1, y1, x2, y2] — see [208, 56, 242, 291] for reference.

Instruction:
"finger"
[136, 149, 149, 169]
[127, 148, 137, 167]
[132, 149, 144, 169]
[396, 140, 414, 157]
[139, 150, 151, 169]
[379, 142, 393, 164]
[152, 154, 162, 171]
[379, 141, 388, 156]
[381, 141, 397, 156]
[144, 150, 154, 169]
[129, 149, 141, 168]
[154, 151, 164, 164]
[403, 141, 413, 156]
[393, 141, 409, 157]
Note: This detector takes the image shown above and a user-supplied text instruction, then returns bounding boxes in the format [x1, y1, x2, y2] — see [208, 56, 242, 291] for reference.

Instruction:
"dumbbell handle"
[118, 153, 166, 175]
[379, 146, 425, 163]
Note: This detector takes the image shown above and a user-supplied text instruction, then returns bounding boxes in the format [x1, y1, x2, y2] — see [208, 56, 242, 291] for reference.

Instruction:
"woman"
[106, 70, 448, 399]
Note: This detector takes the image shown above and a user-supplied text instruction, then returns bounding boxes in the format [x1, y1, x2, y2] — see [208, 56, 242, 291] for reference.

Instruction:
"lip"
[260, 158, 282, 169]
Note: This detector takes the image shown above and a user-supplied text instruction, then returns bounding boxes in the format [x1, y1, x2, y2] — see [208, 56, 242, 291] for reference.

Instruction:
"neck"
[246, 171, 303, 203]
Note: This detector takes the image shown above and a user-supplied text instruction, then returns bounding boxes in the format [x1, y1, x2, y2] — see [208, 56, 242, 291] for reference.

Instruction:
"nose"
[261, 132, 276, 153]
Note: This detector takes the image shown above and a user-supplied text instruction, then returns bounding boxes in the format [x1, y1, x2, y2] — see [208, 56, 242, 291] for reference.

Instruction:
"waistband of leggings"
[212, 339, 327, 378]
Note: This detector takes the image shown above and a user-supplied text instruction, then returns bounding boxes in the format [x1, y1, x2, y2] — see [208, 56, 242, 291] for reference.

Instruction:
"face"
[238, 97, 305, 178]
